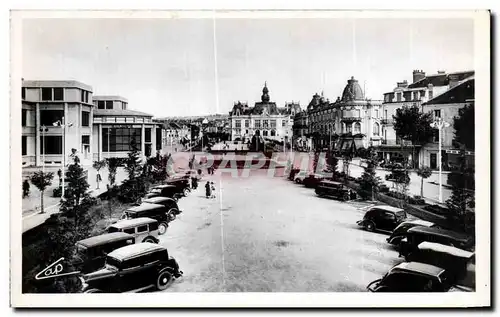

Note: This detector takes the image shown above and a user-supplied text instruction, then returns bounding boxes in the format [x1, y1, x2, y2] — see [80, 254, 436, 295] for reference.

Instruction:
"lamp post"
[430, 117, 450, 203]
[39, 126, 48, 174]
[53, 118, 73, 200]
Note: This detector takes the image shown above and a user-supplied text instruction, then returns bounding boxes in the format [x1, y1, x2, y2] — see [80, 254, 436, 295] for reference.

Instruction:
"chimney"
[412, 69, 425, 83]
[397, 80, 408, 88]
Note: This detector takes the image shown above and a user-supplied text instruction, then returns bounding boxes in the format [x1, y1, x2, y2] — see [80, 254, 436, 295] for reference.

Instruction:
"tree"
[125, 136, 142, 181]
[452, 103, 474, 151]
[416, 166, 432, 197]
[92, 159, 107, 190]
[30, 171, 54, 213]
[393, 105, 434, 168]
[119, 137, 148, 203]
[106, 157, 121, 187]
[358, 149, 382, 200]
[325, 150, 338, 178]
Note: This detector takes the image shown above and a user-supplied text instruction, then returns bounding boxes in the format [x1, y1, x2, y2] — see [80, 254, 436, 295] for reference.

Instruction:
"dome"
[341, 76, 364, 102]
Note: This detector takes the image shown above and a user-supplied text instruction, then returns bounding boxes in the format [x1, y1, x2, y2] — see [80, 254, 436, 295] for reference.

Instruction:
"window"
[346, 123, 352, 134]
[98, 101, 105, 109]
[82, 135, 90, 145]
[429, 90, 434, 99]
[145, 128, 152, 143]
[41, 88, 52, 101]
[385, 109, 388, 119]
[105, 101, 113, 109]
[123, 228, 135, 234]
[22, 109, 27, 127]
[156, 128, 162, 150]
[373, 122, 380, 136]
[22, 136, 27, 155]
[271, 130, 276, 136]
[82, 111, 90, 126]
[235, 120, 241, 128]
[245, 120, 249, 128]
[270, 120, 276, 128]
[137, 225, 148, 233]
[40, 110, 64, 126]
[40, 135, 62, 154]
[282, 120, 286, 127]
[254, 120, 261, 128]
[263, 130, 268, 136]
[102, 127, 142, 152]
[122, 102, 127, 110]
[22, 87, 26, 100]
[396, 93, 402, 102]
[413, 91, 419, 101]
[432, 129, 439, 143]
[354, 122, 361, 134]
[81, 90, 89, 103]
[263, 120, 269, 128]
[54, 88, 64, 101]
[434, 110, 441, 118]
[374, 109, 379, 118]
[356, 109, 361, 117]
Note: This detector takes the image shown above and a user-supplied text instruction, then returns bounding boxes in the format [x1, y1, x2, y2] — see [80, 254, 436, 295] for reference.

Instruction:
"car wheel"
[167, 208, 178, 221]
[84, 288, 102, 293]
[295, 179, 301, 184]
[343, 193, 350, 201]
[158, 222, 168, 235]
[143, 237, 157, 243]
[156, 270, 173, 291]
[183, 188, 190, 196]
[366, 221, 376, 232]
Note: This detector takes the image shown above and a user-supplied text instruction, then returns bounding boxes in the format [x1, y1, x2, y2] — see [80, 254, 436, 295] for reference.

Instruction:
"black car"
[303, 173, 326, 188]
[165, 177, 191, 196]
[142, 196, 182, 221]
[121, 203, 174, 235]
[288, 168, 301, 181]
[357, 205, 407, 233]
[386, 219, 436, 245]
[367, 262, 453, 292]
[315, 180, 355, 201]
[74, 232, 135, 274]
[145, 184, 185, 201]
[81, 243, 183, 293]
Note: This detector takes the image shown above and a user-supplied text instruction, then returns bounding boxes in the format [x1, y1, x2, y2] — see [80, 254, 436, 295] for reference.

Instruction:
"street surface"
[159, 169, 402, 292]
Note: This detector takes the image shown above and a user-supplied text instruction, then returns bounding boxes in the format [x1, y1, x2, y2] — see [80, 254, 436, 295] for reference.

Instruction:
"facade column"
[141, 124, 145, 158]
[98, 123, 102, 161]
[35, 103, 41, 166]
[64, 103, 69, 163]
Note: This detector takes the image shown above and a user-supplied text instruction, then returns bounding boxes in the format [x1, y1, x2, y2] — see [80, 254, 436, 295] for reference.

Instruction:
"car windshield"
[105, 257, 121, 271]
[396, 211, 407, 219]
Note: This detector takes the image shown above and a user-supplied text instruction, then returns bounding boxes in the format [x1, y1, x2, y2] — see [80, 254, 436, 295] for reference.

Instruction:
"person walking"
[22, 179, 30, 198]
[205, 181, 211, 199]
[210, 181, 216, 199]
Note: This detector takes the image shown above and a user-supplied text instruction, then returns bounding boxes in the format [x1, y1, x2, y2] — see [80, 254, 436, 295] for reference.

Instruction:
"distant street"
[159, 169, 402, 292]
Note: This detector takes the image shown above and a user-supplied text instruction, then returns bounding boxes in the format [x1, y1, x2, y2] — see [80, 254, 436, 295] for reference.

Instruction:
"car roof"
[392, 261, 445, 277]
[417, 242, 474, 258]
[404, 219, 435, 227]
[76, 232, 133, 247]
[107, 242, 166, 261]
[109, 217, 157, 229]
[153, 184, 176, 189]
[320, 180, 343, 185]
[370, 205, 404, 213]
[407, 226, 471, 242]
[142, 197, 174, 204]
[126, 203, 165, 213]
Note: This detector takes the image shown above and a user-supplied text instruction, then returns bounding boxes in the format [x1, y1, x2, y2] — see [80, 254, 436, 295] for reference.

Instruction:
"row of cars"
[289, 169, 356, 201]
[356, 205, 475, 292]
[74, 171, 201, 293]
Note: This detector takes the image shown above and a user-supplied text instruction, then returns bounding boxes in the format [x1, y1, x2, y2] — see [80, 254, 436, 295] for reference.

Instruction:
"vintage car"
[367, 261, 453, 292]
[386, 219, 436, 245]
[315, 180, 354, 201]
[120, 203, 177, 235]
[303, 173, 326, 188]
[107, 217, 160, 243]
[81, 243, 183, 293]
[293, 171, 309, 184]
[165, 177, 191, 196]
[288, 168, 301, 181]
[74, 232, 135, 274]
[144, 184, 184, 201]
[404, 241, 475, 281]
[399, 226, 474, 257]
[142, 196, 182, 221]
[385, 168, 410, 183]
[357, 205, 407, 233]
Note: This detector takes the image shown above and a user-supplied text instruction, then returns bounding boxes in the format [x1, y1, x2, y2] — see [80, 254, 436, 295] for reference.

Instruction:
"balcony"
[342, 116, 362, 123]
[381, 139, 413, 146]
[380, 118, 393, 125]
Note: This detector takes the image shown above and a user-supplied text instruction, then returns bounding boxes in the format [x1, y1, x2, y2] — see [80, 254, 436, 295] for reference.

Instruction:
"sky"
[22, 17, 474, 117]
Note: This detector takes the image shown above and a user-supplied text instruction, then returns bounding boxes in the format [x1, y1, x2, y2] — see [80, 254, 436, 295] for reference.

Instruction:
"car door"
[380, 211, 397, 231]
[117, 256, 147, 291]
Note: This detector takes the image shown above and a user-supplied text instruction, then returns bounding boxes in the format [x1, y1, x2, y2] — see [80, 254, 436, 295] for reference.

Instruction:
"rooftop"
[93, 95, 128, 102]
[22, 79, 93, 92]
[76, 232, 133, 248]
[407, 70, 474, 89]
[126, 203, 165, 213]
[93, 109, 154, 117]
[418, 242, 474, 258]
[407, 226, 471, 242]
[107, 242, 166, 261]
[142, 196, 175, 204]
[423, 78, 474, 105]
[393, 261, 445, 277]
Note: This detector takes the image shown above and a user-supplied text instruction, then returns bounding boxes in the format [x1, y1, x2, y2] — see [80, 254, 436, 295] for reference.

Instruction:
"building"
[380, 69, 475, 164]
[92, 96, 161, 161]
[22, 80, 94, 167]
[420, 76, 475, 170]
[292, 110, 310, 150]
[306, 92, 335, 150]
[229, 83, 300, 144]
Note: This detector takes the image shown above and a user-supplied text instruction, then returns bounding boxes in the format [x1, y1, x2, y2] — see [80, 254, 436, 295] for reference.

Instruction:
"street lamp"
[39, 126, 48, 174]
[430, 117, 450, 203]
[53, 118, 73, 200]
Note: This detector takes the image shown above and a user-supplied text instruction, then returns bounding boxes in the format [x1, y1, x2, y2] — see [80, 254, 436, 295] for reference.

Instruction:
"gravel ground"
[159, 169, 402, 292]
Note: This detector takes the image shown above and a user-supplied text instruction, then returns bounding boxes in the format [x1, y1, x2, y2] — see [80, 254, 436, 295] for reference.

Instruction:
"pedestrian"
[22, 179, 30, 198]
[210, 181, 216, 199]
[205, 181, 211, 199]
[57, 169, 62, 186]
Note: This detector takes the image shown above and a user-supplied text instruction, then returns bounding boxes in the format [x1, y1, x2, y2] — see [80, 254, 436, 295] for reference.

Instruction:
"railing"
[381, 139, 413, 146]
[342, 116, 362, 122]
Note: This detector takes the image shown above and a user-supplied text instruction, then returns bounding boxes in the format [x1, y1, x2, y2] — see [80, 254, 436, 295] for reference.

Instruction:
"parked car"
[387, 219, 436, 245]
[120, 203, 176, 235]
[405, 242, 475, 282]
[106, 217, 160, 243]
[144, 184, 184, 201]
[142, 196, 182, 221]
[315, 180, 354, 201]
[74, 232, 135, 274]
[293, 171, 309, 184]
[385, 169, 410, 183]
[303, 173, 326, 188]
[367, 261, 454, 292]
[356, 205, 407, 233]
[165, 177, 191, 196]
[399, 226, 474, 257]
[81, 243, 183, 293]
[288, 168, 301, 181]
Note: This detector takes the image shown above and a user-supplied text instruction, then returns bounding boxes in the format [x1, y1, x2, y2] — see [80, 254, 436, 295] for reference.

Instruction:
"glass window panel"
[41, 88, 52, 101]
[54, 88, 64, 101]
